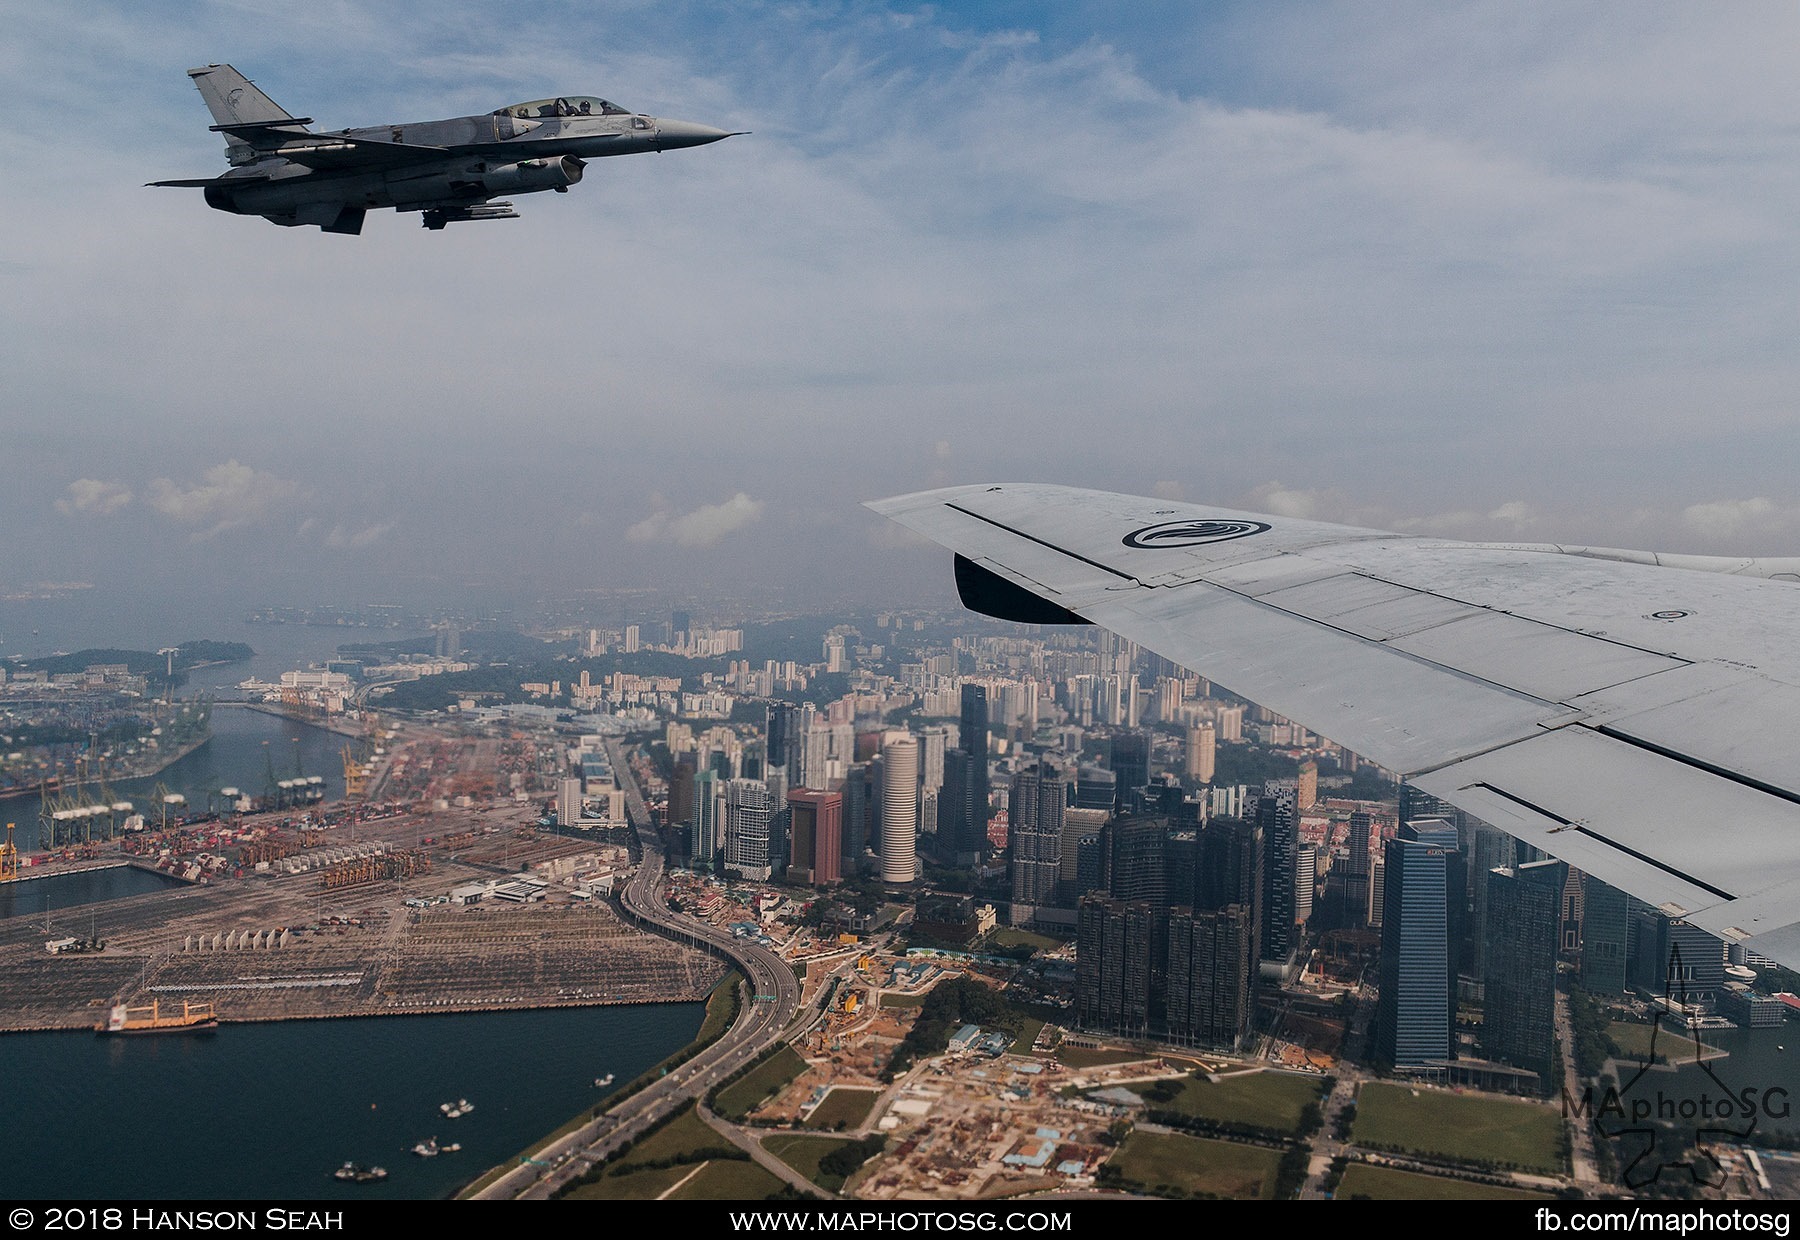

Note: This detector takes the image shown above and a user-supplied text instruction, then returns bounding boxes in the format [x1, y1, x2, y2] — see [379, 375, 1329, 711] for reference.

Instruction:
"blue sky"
[5, 2, 1800, 634]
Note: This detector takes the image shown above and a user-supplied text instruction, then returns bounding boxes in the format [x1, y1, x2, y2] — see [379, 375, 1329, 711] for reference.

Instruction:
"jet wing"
[261, 134, 456, 171]
[868, 483, 1800, 969]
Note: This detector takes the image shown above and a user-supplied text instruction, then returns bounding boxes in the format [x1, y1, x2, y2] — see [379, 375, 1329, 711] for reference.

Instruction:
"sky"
[6, 1, 1800, 639]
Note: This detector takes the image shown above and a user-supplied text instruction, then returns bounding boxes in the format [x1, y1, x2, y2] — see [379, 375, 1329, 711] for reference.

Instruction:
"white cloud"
[145, 461, 299, 539]
[323, 522, 392, 550]
[1680, 497, 1786, 539]
[626, 493, 764, 548]
[56, 478, 133, 517]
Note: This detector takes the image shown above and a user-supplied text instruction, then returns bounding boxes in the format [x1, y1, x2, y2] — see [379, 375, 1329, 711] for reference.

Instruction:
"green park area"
[804, 1086, 882, 1131]
[987, 927, 1064, 952]
[1131, 1069, 1323, 1135]
[561, 1103, 751, 1201]
[1608, 1021, 1721, 1065]
[1351, 1082, 1565, 1175]
[663, 1159, 789, 1200]
[714, 1045, 810, 1121]
[1105, 1130, 1283, 1199]
[764, 1133, 886, 1193]
[1335, 1163, 1552, 1201]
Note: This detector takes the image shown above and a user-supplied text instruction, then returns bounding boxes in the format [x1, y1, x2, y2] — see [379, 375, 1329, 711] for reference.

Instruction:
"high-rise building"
[1374, 820, 1460, 1069]
[1167, 903, 1255, 1049]
[1482, 859, 1563, 1088]
[724, 778, 773, 881]
[880, 732, 919, 884]
[842, 762, 873, 876]
[957, 684, 991, 854]
[765, 702, 797, 772]
[788, 788, 843, 886]
[1101, 815, 1169, 907]
[1074, 766, 1116, 812]
[1076, 895, 1154, 1038]
[668, 753, 697, 836]
[1009, 761, 1072, 919]
[1469, 822, 1519, 981]
[1110, 731, 1149, 813]
[1258, 787, 1298, 966]
[1580, 874, 1631, 996]
[1297, 761, 1318, 810]
[1295, 844, 1317, 927]
[1185, 724, 1215, 784]
[690, 768, 720, 867]
[1344, 811, 1374, 927]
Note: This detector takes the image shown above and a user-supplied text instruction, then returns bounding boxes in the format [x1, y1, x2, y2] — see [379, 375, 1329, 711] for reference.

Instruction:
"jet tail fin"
[187, 65, 308, 158]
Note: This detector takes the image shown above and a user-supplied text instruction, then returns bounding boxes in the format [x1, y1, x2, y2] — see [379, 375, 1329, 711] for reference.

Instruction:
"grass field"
[804, 1087, 882, 1131]
[714, 1045, 810, 1121]
[1336, 1163, 1552, 1201]
[1608, 1021, 1723, 1064]
[561, 1103, 745, 1200]
[879, 992, 926, 1008]
[1131, 1070, 1323, 1134]
[666, 1159, 790, 1200]
[1351, 1082, 1564, 1175]
[1108, 1130, 1282, 1199]
[765, 1134, 859, 1191]
[988, 928, 1066, 951]
[1058, 1046, 1158, 1068]
[614, 1103, 732, 1169]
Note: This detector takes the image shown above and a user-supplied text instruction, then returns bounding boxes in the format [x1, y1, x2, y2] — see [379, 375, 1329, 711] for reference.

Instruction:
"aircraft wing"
[868, 482, 1800, 970]
[259, 134, 456, 171]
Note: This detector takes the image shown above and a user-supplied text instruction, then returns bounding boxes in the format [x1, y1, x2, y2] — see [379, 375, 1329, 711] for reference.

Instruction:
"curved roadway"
[475, 740, 801, 1200]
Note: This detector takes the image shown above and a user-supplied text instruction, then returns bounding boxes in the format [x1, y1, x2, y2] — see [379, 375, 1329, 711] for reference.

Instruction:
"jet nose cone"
[654, 119, 743, 150]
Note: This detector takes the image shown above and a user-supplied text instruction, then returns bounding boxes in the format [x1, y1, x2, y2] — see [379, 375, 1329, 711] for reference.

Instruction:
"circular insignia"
[1123, 519, 1272, 549]
[1647, 610, 1691, 621]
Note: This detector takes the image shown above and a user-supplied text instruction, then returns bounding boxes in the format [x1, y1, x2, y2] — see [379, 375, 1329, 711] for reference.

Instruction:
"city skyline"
[9, 3, 1800, 643]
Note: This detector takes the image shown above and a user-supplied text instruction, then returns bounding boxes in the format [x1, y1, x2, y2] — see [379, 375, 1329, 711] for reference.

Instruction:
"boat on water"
[411, 1138, 439, 1158]
[95, 999, 218, 1035]
[441, 1142, 461, 1153]
[594, 1073, 615, 1087]
[439, 1098, 473, 1118]
[333, 1162, 387, 1183]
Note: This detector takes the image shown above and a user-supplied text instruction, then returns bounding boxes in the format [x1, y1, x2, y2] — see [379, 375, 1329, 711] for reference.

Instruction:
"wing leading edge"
[868, 483, 1800, 970]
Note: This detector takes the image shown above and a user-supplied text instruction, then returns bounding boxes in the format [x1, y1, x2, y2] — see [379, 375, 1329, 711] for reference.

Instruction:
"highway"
[475, 740, 801, 1200]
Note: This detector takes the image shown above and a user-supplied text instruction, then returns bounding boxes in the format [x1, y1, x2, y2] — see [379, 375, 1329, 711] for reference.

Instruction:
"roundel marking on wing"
[1122, 519, 1272, 549]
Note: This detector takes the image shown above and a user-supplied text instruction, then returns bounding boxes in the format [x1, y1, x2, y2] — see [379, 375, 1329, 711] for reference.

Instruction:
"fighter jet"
[151, 64, 740, 233]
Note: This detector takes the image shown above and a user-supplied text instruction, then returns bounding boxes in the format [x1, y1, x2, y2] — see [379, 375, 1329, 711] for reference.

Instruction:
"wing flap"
[1412, 726, 1800, 960]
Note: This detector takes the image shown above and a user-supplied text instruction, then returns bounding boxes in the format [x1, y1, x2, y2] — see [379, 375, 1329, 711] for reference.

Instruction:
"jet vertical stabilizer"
[188, 64, 308, 159]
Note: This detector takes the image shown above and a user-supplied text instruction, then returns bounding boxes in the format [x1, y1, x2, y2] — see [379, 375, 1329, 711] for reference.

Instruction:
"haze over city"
[6, 2, 1800, 644]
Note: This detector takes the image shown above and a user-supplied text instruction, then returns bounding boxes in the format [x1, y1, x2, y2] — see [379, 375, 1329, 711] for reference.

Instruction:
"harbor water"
[0, 1002, 703, 1199]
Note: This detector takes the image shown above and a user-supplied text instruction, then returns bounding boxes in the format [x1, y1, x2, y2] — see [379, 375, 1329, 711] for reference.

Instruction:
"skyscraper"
[1110, 731, 1149, 813]
[956, 684, 991, 856]
[1344, 811, 1373, 927]
[690, 767, 720, 868]
[788, 788, 843, 886]
[1076, 895, 1154, 1037]
[1374, 819, 1460, 1069]
[1580, 874, 1631, 996]
[1258, 787, 1298, 966]
[1167, 903, 1255, 1049]
[1482, 859, 1563, 1088]
[1009, 761, 1071, 918]
[765, 701, 797, 772]
[1185, 723, 1215, 784]
[880, 732, 919, 884]
[724, 778, 773, 881]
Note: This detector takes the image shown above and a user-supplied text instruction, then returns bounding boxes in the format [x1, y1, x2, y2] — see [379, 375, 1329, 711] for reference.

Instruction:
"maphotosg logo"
[1564, 945, 1789, 1192]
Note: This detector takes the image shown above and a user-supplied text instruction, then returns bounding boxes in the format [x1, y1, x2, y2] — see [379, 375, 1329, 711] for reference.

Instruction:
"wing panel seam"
[1462, 782, 1734, 902]
[942, 503, 1137, 582]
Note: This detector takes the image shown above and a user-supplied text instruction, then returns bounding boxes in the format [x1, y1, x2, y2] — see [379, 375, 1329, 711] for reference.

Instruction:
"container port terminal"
[0, 716, 727, 1034]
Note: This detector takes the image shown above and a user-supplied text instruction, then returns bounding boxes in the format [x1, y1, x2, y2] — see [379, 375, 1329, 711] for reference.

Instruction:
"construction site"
[0, 716, 724, 1033]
